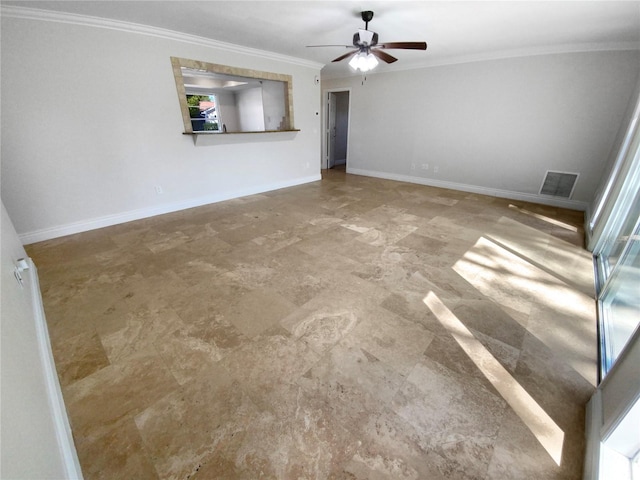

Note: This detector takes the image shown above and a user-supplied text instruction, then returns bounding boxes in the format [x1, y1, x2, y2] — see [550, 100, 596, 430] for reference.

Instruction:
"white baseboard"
[347, 168, 589, 211]
[29, 259, 84, 479]
[20, 175, 321, 244]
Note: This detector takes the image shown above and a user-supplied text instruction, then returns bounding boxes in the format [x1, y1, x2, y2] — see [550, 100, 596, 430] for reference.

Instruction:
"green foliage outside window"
[187, 95, 211, 119]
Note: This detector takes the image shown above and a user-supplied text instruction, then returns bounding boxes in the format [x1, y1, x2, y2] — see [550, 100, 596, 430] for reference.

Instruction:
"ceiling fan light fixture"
[349, 52, 379, 72]
[309, 10, 426, 70]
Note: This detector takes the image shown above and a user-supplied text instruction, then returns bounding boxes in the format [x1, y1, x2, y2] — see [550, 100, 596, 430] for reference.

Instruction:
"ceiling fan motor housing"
[309, 9, 426, 67]
[354, 29, 378, 47]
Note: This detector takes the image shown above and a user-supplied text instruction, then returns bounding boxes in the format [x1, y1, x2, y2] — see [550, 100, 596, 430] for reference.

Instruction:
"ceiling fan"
[307, 10, 427, 72]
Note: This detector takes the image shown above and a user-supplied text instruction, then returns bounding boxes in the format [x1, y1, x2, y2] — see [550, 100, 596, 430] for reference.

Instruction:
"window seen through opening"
[187, 94, 220, 132]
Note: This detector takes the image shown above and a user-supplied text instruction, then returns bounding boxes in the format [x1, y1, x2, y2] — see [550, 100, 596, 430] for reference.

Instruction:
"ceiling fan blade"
[371, 49, 398, 64]
[306, 45, 353, 48]
[332, 50, 358, 63]
[377, 42, 427, 50]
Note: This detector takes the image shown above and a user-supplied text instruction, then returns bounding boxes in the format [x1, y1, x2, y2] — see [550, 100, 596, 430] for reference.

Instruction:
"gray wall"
[215, 91, 240, 132]
[1, 202, 80, 478]
[323, 50, 640, 208]
[334, 91, 349, 164]
[237, 87, 266, 132]
[587, 74, 640, 247]
[262, 80, 287, 131]
[1, 13, 321, 243]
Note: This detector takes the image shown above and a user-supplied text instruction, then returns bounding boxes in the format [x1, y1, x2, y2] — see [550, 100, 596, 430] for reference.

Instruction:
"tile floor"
[26, 169, 598, 479]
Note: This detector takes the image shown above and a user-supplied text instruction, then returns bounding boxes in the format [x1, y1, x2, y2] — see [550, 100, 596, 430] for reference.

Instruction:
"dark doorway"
[326, 90, 350, 169]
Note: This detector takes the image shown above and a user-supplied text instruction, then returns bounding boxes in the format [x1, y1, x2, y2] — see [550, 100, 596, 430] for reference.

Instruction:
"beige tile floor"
[27, 168, 597, 479]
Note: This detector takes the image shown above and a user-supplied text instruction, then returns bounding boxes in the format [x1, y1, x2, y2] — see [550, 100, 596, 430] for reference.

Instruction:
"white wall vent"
[539, 170, 579, 198]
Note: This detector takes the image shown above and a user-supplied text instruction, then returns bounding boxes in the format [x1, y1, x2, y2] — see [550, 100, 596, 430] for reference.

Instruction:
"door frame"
[322, 88, 352, 170]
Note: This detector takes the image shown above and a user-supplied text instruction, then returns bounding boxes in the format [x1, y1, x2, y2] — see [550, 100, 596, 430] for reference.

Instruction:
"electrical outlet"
[433, 166, 439, 173]
[155, 185, 163, 195]
[422, 163, 429, 170]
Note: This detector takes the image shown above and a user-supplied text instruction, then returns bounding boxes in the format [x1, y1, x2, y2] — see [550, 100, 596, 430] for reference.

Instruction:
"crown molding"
[321, 41, 640, 80]
[393, 41, 640, 73]
[0, 5, 324, 70]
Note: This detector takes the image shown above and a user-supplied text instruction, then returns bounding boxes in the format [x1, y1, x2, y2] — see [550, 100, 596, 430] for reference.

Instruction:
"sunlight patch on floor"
[508, 204, 578, 232]
[452, 234, 597, 386]
[488, 216, 593, 295]
[423, 291, 565, 466]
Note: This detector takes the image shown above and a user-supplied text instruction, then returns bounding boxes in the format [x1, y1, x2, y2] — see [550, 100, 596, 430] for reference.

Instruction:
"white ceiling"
[4, 1, 640, 77]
